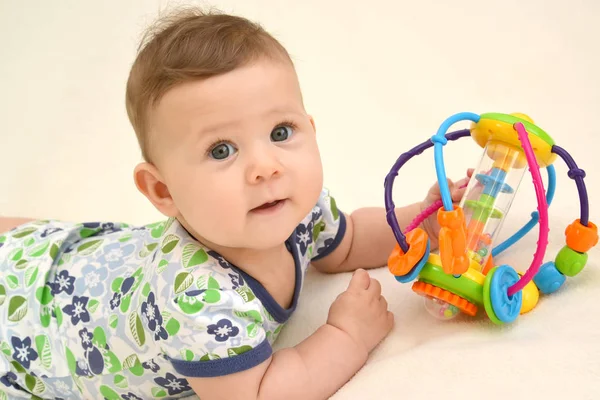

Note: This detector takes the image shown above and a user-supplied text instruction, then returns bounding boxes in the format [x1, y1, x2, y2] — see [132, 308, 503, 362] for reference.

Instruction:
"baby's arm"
[312, 202, 423, 274]
[188, 269, 393, 400]
[189, 324, 366, 400]
[0, 217, 35, 234]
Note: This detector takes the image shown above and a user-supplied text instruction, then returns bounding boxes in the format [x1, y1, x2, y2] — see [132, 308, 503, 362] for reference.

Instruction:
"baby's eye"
[270, 125, 294, 142]
[210, 142, 237, 160]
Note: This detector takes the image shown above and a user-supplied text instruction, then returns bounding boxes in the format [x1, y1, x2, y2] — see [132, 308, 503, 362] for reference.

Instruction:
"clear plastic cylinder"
[458, 140, 528, 271]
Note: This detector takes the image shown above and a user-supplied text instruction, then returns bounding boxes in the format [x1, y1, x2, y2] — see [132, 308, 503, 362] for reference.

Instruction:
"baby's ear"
[133, 162, 179, 218]
[308, 115, 316, 133]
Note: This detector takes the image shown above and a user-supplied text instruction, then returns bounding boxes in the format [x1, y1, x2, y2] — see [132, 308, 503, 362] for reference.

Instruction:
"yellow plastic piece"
[518, 273, 540, 314]
[471, 113, 557, 167]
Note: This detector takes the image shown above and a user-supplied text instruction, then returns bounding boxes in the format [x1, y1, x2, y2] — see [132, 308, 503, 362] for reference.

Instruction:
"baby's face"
[149, 59, 323, 250]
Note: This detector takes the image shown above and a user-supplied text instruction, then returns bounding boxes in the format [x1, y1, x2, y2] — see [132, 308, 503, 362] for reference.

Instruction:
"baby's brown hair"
[125, 7, 293, 162]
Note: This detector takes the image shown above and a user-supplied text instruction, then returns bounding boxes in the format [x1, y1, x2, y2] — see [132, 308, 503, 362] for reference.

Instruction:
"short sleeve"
[310, 188, 347, 261]
[162, 273, 274, 378]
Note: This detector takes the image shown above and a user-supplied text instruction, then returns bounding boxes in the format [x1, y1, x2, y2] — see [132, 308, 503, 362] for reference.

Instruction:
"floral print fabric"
[0, 188, 345, 399]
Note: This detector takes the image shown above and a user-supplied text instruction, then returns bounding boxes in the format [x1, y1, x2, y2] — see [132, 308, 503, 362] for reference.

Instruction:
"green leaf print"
[233, 310, 263, 323]
[114, 374, 128, 389]
[15, 259, 28, 270]
[106, 350, 123, 373]
[235, 286, 256, 303]
[151, 387, 167, 398]
[313, 220, 326, 242]
[35, 335, 52, 369]
[11, 361, 26, 373]
[24, 266, 39, 288]
[203, 289, 221, 304]
[54, 305, 63, 326]
[12, 227, 37, 238]
[274, 324, 283, 336]
[109, 314, 119, 329]
[118, 233, 132, 242]
[147, 220, 166, 238]
[200, 353, 221, 361]
[8, 295, 27, 322]
[197, 274, 220, 290]
[28, 241, 49, 257]
[6, 275, 19, 290]
[93, 327, 107, 348]
[40, 306, 51, 328]
[122, 354, 139, 369]
[129, 269, 144, 293]
[87, 299, 100, 314]
[49, 243, 59, 262]
[181, 349, 195, 361]
[174, 271, 193, 294]
[24, 237, 35, 247]
[161, 234, 180, 254]
[122, 354, 144, 376]
[9, 248, 23, 261]
[247, 323, 259, 338]
[227, 345, 253, 357]
[25, 374, 46, 394]
[79, 227, 100, 238]
[112, 277, 124, 292]
[0, 389, 6, 400]
[157, 259, 169, 274]
[165, 317, 180, 336]
[139, 242, 158, 257]
[77, 239, 103, 256]
[330, 197, 339, 220]
[0, 341, 11, 356]
[128, 312, 146, 347]
[0, 285, 5, 306]
[99, 385, 121, 400]
[120, 294, 132, 313]
[0, 235, 5, 244]
[65, 348, 77, 373]
[142, 282, 151, 297]
[182, 244, 208, 268]
[35, 285, 53, 305]
[176, 293, 204, 315]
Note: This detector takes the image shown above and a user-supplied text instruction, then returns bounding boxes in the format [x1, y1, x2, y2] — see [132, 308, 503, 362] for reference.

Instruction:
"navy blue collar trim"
[229, 235, 301, 324]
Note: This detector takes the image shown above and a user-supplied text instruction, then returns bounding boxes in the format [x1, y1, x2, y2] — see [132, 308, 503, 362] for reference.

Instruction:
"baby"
[0, 8, 470, 400]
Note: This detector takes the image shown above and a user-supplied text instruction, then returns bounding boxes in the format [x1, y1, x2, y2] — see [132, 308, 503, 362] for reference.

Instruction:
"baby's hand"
[326, 269, 394, 355]
[420, 168, 474, 248]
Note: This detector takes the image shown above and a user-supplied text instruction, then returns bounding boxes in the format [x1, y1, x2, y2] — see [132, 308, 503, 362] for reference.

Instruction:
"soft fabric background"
[1, 0, 599, 399]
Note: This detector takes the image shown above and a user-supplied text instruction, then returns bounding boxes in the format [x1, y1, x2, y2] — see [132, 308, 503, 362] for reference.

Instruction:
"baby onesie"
[0, 188, 345, 399]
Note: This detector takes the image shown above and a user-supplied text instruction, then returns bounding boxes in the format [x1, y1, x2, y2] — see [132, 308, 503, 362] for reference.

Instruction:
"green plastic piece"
[480, 112, 555, 146]
[483, 267, 504, 325]
[555, 246, 588, 277]
[417, 263, 484, 305]
[464, 200, 504, 220]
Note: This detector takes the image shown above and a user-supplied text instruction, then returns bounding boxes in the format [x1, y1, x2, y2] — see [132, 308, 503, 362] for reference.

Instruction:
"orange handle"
[437, 206, 469, 275]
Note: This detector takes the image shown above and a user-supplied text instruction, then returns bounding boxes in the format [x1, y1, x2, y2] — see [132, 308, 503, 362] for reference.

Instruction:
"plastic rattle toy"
[384, 112, 597, 324]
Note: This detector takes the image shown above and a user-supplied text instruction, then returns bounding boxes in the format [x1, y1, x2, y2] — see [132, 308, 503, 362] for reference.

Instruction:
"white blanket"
[274, 217, 600, 400]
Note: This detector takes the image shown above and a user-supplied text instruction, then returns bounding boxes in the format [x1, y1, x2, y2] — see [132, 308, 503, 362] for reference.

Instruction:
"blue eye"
[210, 142, 237, 160]
[271, 125, 293, 142]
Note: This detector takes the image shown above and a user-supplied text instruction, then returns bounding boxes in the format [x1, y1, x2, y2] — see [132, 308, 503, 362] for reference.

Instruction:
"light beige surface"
[2, 0, 599, 399]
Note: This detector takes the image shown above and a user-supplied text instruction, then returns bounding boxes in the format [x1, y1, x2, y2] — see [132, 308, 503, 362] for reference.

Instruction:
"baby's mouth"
[250, 199, 286, 212]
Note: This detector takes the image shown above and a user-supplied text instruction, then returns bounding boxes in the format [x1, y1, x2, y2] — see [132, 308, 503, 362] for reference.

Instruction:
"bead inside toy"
[423, 296, 460, 320]
[459, 140, 528, 272]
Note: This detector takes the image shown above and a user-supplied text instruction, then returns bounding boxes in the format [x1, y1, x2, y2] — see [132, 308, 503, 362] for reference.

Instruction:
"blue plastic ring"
[489, 265, 522, 323]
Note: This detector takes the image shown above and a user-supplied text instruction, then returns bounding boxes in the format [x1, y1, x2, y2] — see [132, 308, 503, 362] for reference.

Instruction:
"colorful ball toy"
[384, 112, 598, 324]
